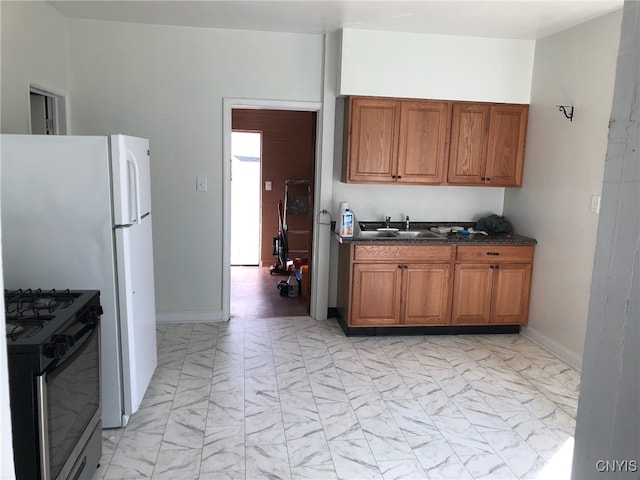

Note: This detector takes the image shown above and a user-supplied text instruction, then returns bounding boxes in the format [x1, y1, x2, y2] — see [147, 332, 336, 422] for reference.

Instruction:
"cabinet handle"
[391, 175, 397, 179]
[397, 265, 403, 269]
[397, 175, 402, 179]
[481, 176, 486, 181]
[404, 265, 409, 269]
[486, 177, 491, 182]
[486, 252, 500, 256]
[495, 265, 500, 269]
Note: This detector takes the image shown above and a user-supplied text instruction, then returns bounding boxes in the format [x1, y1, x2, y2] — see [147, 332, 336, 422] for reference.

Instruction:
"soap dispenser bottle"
[340, 208, 354, 237]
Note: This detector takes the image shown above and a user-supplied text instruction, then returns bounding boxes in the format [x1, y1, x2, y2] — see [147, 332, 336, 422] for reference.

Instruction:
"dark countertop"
[333, 221, 537, 245]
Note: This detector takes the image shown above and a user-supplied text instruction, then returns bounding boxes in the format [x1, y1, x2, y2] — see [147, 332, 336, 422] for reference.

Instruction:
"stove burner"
[5, 315, 55, 341]
[6, 321, 24, 336]
[5, 289, 75, 314]
[33, 297, 57, 310]
[4, 289, 78, 340]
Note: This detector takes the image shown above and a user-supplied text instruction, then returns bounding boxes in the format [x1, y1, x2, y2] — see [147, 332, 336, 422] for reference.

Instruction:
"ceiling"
[49, 0, 623, 40]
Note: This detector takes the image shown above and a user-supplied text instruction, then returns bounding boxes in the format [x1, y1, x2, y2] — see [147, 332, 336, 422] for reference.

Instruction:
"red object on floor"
[293, 258, 308, 268]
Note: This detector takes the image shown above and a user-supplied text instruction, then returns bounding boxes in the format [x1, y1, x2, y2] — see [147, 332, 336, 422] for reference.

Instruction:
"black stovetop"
[4, 289, 100, 351]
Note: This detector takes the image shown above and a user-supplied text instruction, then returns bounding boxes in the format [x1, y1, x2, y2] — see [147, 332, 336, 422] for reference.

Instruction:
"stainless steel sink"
[399, 230, 446, 239]
[359, 230, 399, 238]
[358, 229, 445, 240]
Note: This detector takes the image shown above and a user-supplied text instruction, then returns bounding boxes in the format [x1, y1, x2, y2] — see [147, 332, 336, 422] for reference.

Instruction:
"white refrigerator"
[1, 134, 158, 428]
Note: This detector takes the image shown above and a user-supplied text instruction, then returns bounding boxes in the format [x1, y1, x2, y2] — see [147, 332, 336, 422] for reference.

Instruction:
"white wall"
[0, 1, 69, 134]
[67, 19, 324, 320]
[504, 11, 623, 367]
[340, 28, 534, 103]
[572, 2, 639, 476]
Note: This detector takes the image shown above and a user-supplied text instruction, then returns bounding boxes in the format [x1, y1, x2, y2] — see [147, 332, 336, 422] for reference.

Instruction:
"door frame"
[28, 82, 69, 135]
[222, 98, 322, 321]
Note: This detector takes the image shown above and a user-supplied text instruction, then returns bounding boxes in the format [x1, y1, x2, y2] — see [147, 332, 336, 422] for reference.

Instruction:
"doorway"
[29, 86, 67, 135]
[229, 108, 317, 319]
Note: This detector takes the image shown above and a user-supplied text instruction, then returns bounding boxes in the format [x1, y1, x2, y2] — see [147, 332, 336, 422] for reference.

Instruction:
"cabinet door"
[397, 100, 450, 184]
[346, 97, 400, 182]
[351, 263, 402, 325]
[447, 103, 490, 185]
[451, 264, 493, 324]
[486, 105, 528, 187]
[491, 263, 532, 324]
[401, 264, 452, 325]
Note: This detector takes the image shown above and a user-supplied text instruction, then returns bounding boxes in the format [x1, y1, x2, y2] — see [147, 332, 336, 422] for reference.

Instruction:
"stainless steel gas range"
[5, 289, 103, 480]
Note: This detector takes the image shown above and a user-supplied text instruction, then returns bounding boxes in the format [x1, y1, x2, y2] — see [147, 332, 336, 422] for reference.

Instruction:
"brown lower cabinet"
[337, 243, 534, 328]
[452, 245, 534, 325]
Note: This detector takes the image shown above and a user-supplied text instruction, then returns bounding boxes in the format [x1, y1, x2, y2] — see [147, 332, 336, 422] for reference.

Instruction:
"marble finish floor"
[92, 317, 580, 479]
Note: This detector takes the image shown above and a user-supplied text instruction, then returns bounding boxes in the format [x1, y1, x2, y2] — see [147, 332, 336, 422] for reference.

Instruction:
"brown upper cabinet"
[448, 103, 528, 187]
[343, 96, 528, 187]
[343, 96, 450, 184]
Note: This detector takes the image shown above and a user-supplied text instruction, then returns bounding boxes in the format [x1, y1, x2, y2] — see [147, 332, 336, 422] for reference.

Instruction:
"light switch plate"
[196, 175, 208, 192]
[591, 194, 601, 214]
[265, 181, 272, 191]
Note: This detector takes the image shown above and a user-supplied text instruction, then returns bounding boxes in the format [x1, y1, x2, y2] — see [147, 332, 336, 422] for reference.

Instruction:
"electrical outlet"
[591, 194, 601, 214]
[196, 175, 208, 192]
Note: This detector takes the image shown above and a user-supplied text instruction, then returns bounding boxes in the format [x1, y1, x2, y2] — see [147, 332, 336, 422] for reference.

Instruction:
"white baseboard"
[156, 310, 227, 324]
[521, 326, 583, 371]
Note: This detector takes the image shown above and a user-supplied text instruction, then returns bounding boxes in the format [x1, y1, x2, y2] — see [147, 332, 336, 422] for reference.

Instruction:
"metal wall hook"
[557, 105, 574, 122]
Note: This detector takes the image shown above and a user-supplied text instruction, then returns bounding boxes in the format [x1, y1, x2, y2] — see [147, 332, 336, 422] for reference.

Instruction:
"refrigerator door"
[0, 134, 124, 428]
[114, 215, 157, 421]
[111, 135, 157, 423]
[111, 135, 152, 225]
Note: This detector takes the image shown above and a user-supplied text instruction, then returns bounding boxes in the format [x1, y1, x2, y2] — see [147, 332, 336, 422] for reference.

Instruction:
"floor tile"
[200, 425, 245, 475]
[360, 416, 415, 461]
[290, 463, 338, 480]
[245, 406, 286, 445]
[379, 459, 428, 480]
[461, 453, 516, 479]
[246, 444, 292, 480]
[432, 415, 496, 456]
[279, 388, 320, 424]
[105, 444, 159, 479]
[328, 439, 383, 480]
[287, 429, 332, 467]
[409, 434, 471, 479]
[317, 401, 366, 441]
[151, 445, 201, 480]
[161, 408, 206, 450]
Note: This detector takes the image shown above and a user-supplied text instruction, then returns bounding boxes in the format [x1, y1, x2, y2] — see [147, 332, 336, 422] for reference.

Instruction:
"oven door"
[37, 321, 101, 480]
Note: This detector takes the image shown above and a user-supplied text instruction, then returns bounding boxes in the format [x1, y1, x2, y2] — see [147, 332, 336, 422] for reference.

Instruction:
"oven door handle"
[48, 322, 100, 373]
[72, 321, 97, 344]
[36, 374, 51, 480]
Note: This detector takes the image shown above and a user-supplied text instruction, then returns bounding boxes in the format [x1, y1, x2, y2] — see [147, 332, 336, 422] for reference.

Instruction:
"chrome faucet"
[405, 215, 410, 231]
[385, 216, 391, 229]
